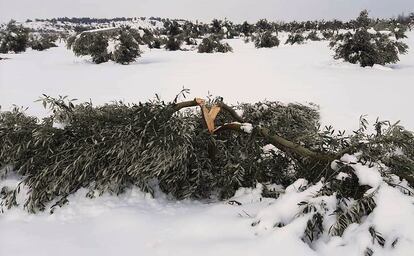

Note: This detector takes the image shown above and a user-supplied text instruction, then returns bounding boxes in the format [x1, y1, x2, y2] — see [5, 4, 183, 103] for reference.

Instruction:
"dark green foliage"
[285, 33, 306, 45]
[295, 116, 414, 246]
[240, 101, 320, 147]
[210, 19, 223, 34]
[1, 92, 413, 214]
[302, 212, 324, 243]
[70, 32, 110, 64]
[0, 20, 29, 53]
[112, 29, 141, 64]
[164, 20, 181, 36]
[329, 190, 377, 236]
[330, 10, 409, 67]
[256, 19, 273, 32]
[369, 226, 386, 247]
[198, 36, 232, 53]
[197, 37, 215, 53]
[66, 35, 76, 49]
[29, 33, 58, 51]
[254, 31, 280, 48]
[330, 29, 408, 67]
[86, 34, 110, 64]
[240, 21, 253, 36]
[127, 28, 143, 45]
[392, 25, 408, 40]
[165, 36, 182, 51]
[184, 37, 197, 46]
[222, 20, 239, 39]
[306, 31, 321, 41]
[150, 38, 162, 49]
[141, 29, 155, 46]
[356, 10, 371, 28]
[68, 28, 140, 64]
[322, 30, 334, 40]
[0, 95, 319, 211]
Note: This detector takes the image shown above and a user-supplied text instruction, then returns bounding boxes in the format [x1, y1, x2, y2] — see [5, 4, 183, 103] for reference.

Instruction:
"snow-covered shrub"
[322, 30, 334, 40]
[163, 20, 185, 51]
[354, 9, 371, 29]
[71, 32, 110, 64]
[29, 33, 58, 51]
[210, 19, 223, 35]
[306, 31, 321, 41]
[240, 21, 253, 36]
[0, 20, 29, 53]
[111, 29, 141, 64]
[285, 33, 306, 45]
[255, 19, 273, 32]
[149, 38, 162, 49]
[197, 36, 232, 53]
[222, 20, 239, 39]
[68, 28, 140, 64]
[163, 20, 181, 37]
[329, 10, 409, 67]
[184, 36, 197, 46]
[141, 29, 155, 46]
[165, 36, 182, 51]
[392, 24, 408, 40]
[254, 31, 280, 48]
[329, 29, 408, 67]
[127, 28, 143, 45]
[65, 34, 76, 49]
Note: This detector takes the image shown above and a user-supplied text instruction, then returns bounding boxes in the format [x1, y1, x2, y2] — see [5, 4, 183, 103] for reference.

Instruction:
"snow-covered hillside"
[17, 17, 164, 32]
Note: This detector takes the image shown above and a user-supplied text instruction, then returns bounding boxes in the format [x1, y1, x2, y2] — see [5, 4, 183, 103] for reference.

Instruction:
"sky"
[0, 0, 414, 23]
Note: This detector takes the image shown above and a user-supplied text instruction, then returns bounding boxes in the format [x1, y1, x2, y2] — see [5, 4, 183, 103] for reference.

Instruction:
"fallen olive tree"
[0, 91, 413, 217]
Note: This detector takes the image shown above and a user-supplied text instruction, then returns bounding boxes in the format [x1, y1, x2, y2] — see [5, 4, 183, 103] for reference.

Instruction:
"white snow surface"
[1, 161, 413, 256]
[1, 28, 414, 256]
[240, 122, 253, 133]
[1, 32, 414, 132]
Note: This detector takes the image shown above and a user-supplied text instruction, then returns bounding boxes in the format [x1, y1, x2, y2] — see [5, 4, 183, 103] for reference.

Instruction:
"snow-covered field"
[1, 32, 414, 131]
[1, 31, 414, 256]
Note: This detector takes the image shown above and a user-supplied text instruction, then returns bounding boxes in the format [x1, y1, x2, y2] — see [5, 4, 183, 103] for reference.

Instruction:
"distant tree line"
[2, 11, 413, 66]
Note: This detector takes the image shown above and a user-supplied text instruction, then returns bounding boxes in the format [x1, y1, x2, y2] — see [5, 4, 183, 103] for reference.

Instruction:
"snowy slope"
[19, 18, 164, 32]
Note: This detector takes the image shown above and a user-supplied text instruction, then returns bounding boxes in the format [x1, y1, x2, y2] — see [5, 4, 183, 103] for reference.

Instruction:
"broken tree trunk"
[172, 98, 337, 163]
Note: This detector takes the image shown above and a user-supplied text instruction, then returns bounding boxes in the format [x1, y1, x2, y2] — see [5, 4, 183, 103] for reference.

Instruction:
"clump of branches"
[198, 36, 232, 53]
[67, 27, 140, 64]
[0, 91, 413, 215]
[0, 20, 29, 53]
[111, 28, 141, 64]
[330, 10, 409, 67]
[306, 31, 321, 41]
[29, 33, 58, 51]
[254, 31, 280, 48]
[165, 36, 183, 51]
[285, 32, 306, 45]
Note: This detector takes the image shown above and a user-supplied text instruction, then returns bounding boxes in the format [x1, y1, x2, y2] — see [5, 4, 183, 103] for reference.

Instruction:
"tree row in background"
[1, 11, 412, 66]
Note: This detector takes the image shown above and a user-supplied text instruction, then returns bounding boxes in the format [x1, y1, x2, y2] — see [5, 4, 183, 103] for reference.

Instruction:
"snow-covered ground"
[1, 32, 414, 132]
[1, 161, 413, 256]
[1, 31, 414, 256]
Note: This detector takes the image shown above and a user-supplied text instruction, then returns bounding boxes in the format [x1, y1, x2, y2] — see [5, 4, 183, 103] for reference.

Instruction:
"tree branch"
[172, 98, 200, 111]
[172, 98, 336, 163]
[217, 102, 245, 123]
[215, 122, 334, 162]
